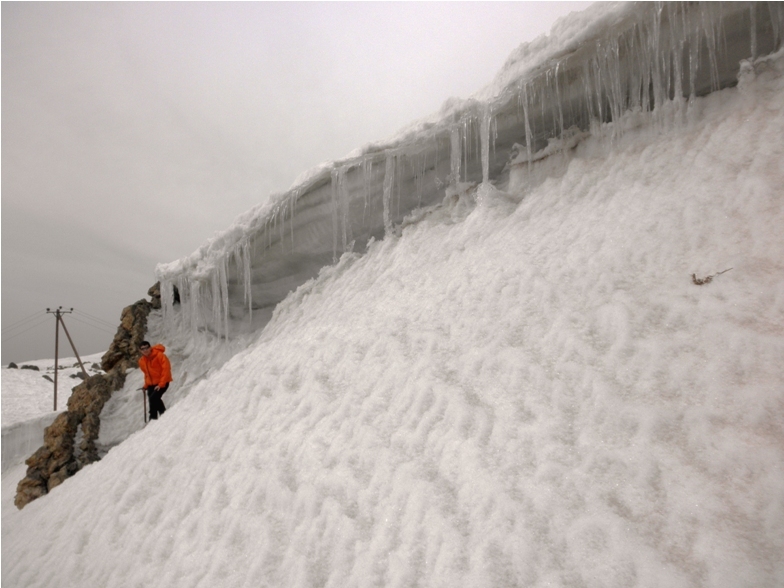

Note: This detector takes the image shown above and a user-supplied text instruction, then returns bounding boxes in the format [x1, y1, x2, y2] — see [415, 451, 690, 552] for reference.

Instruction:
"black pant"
[146, 384, 169, 420]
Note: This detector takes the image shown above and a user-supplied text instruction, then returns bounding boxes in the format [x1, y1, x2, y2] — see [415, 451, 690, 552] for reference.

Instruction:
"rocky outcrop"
[147, 281, 162, 309]
[14, 288, 158, 510]
[14, 413, 80, 504]
[100, 296, 153, 373]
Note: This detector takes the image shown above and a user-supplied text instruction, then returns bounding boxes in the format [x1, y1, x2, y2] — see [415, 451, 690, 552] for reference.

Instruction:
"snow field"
[1, 369, 57, 428]
[3, 54, 784, 588]
[1, 353, 106, 427]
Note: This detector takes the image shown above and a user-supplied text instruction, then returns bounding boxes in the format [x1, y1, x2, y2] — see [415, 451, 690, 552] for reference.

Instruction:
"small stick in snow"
[692, 268, 733, 285]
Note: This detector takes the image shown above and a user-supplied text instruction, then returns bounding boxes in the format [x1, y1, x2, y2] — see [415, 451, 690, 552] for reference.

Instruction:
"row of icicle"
[160, 1, 782, 343]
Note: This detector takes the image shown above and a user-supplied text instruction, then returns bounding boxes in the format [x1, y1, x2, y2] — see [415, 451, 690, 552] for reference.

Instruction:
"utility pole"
[46, 307, 88, 411]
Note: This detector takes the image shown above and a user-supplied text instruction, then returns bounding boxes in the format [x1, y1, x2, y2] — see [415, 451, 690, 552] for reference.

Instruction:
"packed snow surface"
[4, 45, 784, 588]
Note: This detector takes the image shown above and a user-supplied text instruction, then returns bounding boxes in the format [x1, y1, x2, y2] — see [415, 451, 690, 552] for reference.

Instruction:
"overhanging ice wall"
[157, 2, 783, 343]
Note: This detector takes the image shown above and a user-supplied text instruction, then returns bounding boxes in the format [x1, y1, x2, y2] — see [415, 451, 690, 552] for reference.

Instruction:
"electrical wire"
[73, 309, 117, 329]
[68, 315, 116, 335]
[1, 315, 52, 342]
[3, 307, 118, 345]
[1, 311, 47, 333]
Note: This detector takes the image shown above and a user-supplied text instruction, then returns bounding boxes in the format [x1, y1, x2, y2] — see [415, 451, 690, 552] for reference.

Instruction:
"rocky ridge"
[14, 283, 162, 509]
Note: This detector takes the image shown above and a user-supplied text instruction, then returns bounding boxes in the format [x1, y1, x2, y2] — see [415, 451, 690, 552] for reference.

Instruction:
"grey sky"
[2, 2, 588, 363]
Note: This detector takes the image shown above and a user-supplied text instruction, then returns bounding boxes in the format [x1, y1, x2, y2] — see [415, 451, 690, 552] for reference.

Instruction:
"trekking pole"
[138, 388, 147, 423]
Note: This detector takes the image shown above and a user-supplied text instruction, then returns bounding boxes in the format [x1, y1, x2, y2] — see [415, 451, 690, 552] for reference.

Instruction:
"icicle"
[610, 39, 623, 126]
[182, 277, 190, 338]
[338, 166, 352, 254]
[650, 3, 664, 112]
[522, 82, 533, 171]
[432, 132, 439, 187]
[158, 279, 171, 334]
[382, 153, 395, 236]
[770, 2, 784, 52]
[278, 202, 286, 254]
[669, 3, 685, 105]
[480, 105, 492, 184]
[701, 3, 721, 93]
[221, 257, 230, 339]
[189, 278, 200, 341]
[330, 169, 339, 263]
[362, 157, 373, 226]
[289, 190, 297, 248]
[328, 166, 352, 256]
[418, 150, 428, 206]
[465, 112, 477, 183]
[449, 125, 461, 185]
[193, 278, 202, 341]
[688, 11, 699, 103]
[242, 240, 252, 322]
[174, 276, 185, 331]
[491, 115, 498, 161]
[625, 24, 642, 113]
[750, 3, 757, 60]
[395, 151, 402, 219]
[554, 61, 565, 137]
[210, 272, 220, 338]
[230, 241, 250, 325]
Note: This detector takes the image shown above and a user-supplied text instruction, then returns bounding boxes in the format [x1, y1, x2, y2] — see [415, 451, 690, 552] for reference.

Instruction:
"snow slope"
[3, 46, 784, 588]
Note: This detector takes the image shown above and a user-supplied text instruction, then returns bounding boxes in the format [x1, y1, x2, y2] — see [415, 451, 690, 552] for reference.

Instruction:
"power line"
[1, 315, 51, 342]
[73, 309, 117, 329]
[3, 308, 118, 341]
[1, 311, 47, 333]
[68, 315, 116, 335]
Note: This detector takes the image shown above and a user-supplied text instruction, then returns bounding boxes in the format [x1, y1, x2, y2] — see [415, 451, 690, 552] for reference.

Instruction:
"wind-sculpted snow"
[3, 46, 784, 587]
[157, 2, 782, 353]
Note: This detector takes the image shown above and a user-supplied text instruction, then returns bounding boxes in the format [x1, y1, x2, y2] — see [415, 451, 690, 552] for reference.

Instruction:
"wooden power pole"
[46, 307, 88, 411]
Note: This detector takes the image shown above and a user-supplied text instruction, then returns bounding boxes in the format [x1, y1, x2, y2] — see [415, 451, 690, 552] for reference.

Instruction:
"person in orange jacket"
[138, 341, 173, 420]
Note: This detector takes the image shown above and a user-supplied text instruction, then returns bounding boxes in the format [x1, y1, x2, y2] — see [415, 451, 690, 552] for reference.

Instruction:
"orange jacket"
[139, 344, 173, 388]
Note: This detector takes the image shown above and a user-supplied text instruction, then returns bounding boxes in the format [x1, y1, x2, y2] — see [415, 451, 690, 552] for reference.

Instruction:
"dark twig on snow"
[692, 268, 733, 285]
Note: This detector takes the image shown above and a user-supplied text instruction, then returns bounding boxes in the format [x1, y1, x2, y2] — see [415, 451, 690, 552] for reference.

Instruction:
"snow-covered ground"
[3, 43, 783, 586]
[1, 353, 106, 427]
[4, 1, 784, 583]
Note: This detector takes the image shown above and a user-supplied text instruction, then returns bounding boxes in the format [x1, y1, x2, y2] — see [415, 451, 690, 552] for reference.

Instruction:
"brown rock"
[101, 298, 152, 372]
[148, 281, 162, 309]
[15, 282, 159, 509]
[14, 477, 47, 508]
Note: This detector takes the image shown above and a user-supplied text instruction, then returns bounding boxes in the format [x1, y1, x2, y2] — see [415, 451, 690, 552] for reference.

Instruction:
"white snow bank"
[1, 367, 58, 427]
[3, 48, 783, 588]
[2, 413, 57, 472]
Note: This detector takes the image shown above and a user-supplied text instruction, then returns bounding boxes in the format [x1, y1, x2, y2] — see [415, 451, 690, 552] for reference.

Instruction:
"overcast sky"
[2, 1, 588, 364]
